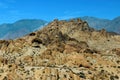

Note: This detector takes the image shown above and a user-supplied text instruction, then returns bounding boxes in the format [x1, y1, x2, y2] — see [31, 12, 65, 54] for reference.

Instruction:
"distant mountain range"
[0, 19, 47, 40]
[0, 16, 120, 40]
[79, 16, 120, 34]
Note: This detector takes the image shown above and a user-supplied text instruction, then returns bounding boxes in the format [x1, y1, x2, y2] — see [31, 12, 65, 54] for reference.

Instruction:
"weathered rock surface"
[0, 19, 120, 80]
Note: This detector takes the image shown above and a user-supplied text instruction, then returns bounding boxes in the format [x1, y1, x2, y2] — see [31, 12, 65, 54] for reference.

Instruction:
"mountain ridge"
[0, 16, 120, 40]
[0, 19, 47, 40]
[77, 16, 120, 34]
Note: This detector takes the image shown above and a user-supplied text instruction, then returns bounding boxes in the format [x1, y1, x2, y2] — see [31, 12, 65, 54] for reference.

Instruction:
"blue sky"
[0, 0, 120, 24]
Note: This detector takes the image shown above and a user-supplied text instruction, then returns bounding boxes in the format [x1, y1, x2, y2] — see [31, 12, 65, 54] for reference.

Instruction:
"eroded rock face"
[0, 19, 120, 80]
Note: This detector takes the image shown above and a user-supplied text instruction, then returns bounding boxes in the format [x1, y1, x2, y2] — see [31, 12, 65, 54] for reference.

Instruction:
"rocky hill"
[0, 19, 47, 40]
[0, 19, 120, 80]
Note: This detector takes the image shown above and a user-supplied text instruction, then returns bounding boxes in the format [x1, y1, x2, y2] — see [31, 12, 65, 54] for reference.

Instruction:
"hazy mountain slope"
[74, 16, 120, 34]
[0, 19, 47, 40]
[80, 16, 111, 29]
[106, 16, 120, 33]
